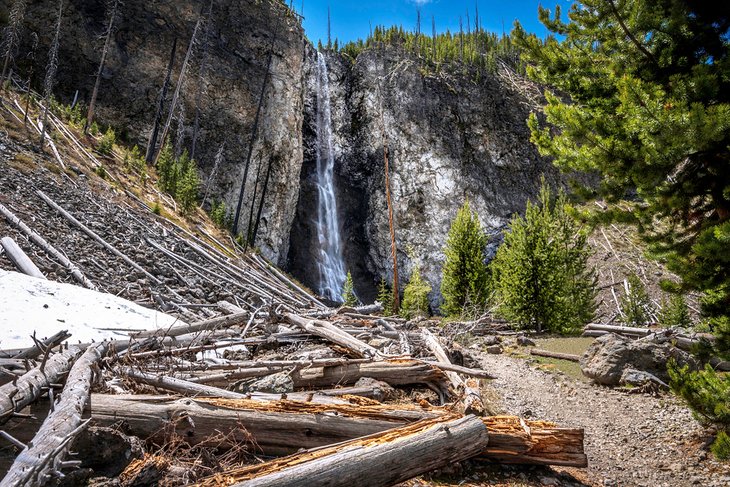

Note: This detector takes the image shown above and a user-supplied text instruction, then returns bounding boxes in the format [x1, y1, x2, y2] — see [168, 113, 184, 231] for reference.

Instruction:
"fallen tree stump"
[1, 343, 109, 486]
[197, 414, 489, 487]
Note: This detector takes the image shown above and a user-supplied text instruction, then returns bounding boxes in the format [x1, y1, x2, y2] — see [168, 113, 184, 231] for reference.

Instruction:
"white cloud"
[409, 0, 433, 5]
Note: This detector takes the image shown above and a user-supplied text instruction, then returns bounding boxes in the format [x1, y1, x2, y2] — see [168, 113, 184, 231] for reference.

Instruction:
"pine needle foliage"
[401, 266, 431, 320]
[376, 278, 393, 315]
[341, 271, 357, 307]
[620, 273, 653, 326]
[491, 180, 596, 334]
[658, 293, 691, 328]
[157, 143, 200, 215]
[440, 200, 489, 317]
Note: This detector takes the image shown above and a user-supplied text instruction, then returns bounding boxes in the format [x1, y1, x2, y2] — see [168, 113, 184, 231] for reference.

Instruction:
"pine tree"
[176, 151, 200, 215]
[658, 293, 691, 328]
[440, 200, 489, 317]
[341, 271, 357, 307]
[156, 142, 177, 195]
[401, 265, 431, 320]
[491, 180, 596, 333]
[620, 273, 652, 326]
[376, 278, 393, 315]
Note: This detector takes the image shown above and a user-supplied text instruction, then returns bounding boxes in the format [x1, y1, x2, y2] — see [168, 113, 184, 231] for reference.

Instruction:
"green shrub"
[97, 127, 115, 156]
[152, 201, 161, 215]
[209, 200, 229, 229]
[711, 431, 730, 461]
[94, 164, 107, 179]
[401, 266, 431, 320]
[176, 151, 200, 214]
[658, 294, 691, 328]
[124, 145, 145, 174]
[621, 273, 653, 326]
[440, 200, 489, 317]
[491, 179, 596, 334]
[341, 271, 358, 306]
[89, 121, 100, 136]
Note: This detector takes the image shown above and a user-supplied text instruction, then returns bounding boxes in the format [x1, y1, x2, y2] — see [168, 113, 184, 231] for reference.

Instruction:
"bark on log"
[0, 346, 84, 425]
[0, 203, 97, 290]
[421, 328, 484, 414]
[209, 415, 489, 487]
[284, 313, 380, 358]
[0, 236, 46, 279]
[36, 190, 162, 285]
[88, 395, 586, 467]
[584, 323, 650, 336]
[529, 349, 581, 362]
[131, 311, 248, 338]
[13, 330, 71, 360]
[0, 343, 108, 486]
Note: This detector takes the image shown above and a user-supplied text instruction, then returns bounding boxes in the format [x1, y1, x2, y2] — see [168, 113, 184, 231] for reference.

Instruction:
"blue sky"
[295, 1, 568, 46]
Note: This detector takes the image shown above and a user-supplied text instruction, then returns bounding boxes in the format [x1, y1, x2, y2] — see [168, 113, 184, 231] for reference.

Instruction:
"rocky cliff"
[3, 0, 557, 306]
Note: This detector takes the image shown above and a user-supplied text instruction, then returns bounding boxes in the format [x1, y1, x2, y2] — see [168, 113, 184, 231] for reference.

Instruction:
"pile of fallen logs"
[0, 302, 588, 486]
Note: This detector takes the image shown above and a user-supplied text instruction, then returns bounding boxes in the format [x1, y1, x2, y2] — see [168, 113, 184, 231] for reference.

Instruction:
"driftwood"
[0, 203, 97, 290]
[283, 313, 380, 358]
[37, 190, 162, 285]
[13, 330, 71, 360]
[0, 236, 45, 279]
[529, 349, 581, 362]
[0, 346, 84, 425]
[584, 323, 650, 337]
[421, 328, 484, 414]
[1, 343, 108, 486]
[209, 414, 489, 487]
[89, 395, 586, 466]
[131, 311, 248, 338]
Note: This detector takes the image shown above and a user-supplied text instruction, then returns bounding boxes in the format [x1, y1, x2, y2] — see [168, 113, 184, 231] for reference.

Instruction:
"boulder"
[580, 333, 698, 386]
[486, 344, 503, 355]
[239, 372, 294, 394]
[70, 427, 145, 477]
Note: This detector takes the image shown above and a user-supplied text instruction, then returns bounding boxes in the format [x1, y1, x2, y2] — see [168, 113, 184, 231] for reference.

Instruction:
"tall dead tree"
[201, 143, 224, 207]
[39, 0, 63, 150]
[22, 32, 38, 125]
[152, 9, 203, 166]
[84, 0, 118, 134]
[250, 153, 274, 247]
[231, 21, 278, 235]
[245, 153, 264, 246]
[1, 0, 27, 84]
[415, 9, 421, 55]
[459, 17, 464, 62]
[190, 0, 213, 161]
[145, 37, 177, 163]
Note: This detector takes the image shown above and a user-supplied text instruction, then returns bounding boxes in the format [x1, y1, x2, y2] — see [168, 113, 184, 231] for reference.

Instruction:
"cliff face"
[6, 0, 307, 264]
[289, 48, 558, 305]
[4, 0, 556, 306]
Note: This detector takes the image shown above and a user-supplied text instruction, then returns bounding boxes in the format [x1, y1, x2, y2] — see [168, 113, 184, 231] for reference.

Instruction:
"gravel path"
[477, 352, 730, 487]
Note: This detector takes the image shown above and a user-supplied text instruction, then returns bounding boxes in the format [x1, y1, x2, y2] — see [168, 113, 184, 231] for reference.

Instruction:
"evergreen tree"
[658, 293, 691, 328]
[620, 273, 653, 326]
[156, 142, 177, 195]
[376, 278, 393, 315]
[401, 265, 431, 320]
[176, 150, 200, 215]
[491, 180, 596, 333]
[342, 271, 357, 307]
[440, 200, 489, 317]
[513, 0, 729, 453]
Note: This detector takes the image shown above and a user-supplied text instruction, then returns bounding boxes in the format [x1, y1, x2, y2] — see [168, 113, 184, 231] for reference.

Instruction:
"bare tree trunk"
[380, 98, 399, 313]
[84, 0, 118, 134]
[1, 0, 27, 84]
[0, 236, 46, 279]
[23, 33, 39, 126]
[146, 37, 177, 163]
[39, 0, 63, 150]
[190, 0, 213, 160]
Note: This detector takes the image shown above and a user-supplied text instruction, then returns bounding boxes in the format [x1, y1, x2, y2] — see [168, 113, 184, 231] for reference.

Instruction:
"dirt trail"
[478, 352, 730, 487]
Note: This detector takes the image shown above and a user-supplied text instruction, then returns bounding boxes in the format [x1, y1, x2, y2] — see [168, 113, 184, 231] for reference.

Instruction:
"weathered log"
[529, 349, 581, 362]
[119, 367, 353, 405]
[0, 346, 84, 425]
[11, 330, 71, 360]
[0, 204, 97, 290]
[584, 323, 649, 336]
[1, 343, 108, 486]
[205, 414, 489, 487]
[283, 313, 380, 358]
[0, 236, 45, 279]
[131, 311, 248, 338]
[88, 395, 586, 467]
[422, 328, 484, 414]
[37, 190, 162, 285]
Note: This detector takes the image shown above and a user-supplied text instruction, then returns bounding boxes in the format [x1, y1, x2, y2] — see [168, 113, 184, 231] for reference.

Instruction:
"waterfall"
[314, 51, 347, 301]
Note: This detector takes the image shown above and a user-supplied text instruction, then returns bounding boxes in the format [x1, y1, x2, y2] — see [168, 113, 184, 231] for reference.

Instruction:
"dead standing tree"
[145, 37, 177, 163]
[1, 0, 27, 84]
[39, 0, 63, 151]
[84, 0, 119, 134]
[190, 0, 214, 161]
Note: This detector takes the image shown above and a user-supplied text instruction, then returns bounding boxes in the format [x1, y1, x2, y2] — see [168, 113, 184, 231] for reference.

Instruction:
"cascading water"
[314, 51, 347, 301]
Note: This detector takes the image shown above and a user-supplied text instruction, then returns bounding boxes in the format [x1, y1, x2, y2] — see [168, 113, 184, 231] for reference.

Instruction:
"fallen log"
[88, 395, 586, 466]
[0, 203, 97, 290]
[131, 311, 248, 338]
[199, 414, 489, 487]
[12, 330, 71, 360]
[0, 236, 46, 279]
[283, 313, 380, 358]
[0, 346, 84, 425]
[1, 343, 108, 486]
[421, 328, 484, 413]
[529, 349, 581, 362]
[584, 323, 649, 337]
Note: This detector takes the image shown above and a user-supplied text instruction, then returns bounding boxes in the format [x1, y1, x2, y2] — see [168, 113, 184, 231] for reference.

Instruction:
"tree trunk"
[84, 0, 118, 133]
[0, 343, 108, 486]
[146, 37, 177, 163]
[529, 349, 581, 362]
[131, 311, 248, 338]
[283, 312, 380, 358]
[0, 236, 45, 279]
[0, 346, 83, 425]
[12, 330, 71, 360]
[220, 415, 489, 487]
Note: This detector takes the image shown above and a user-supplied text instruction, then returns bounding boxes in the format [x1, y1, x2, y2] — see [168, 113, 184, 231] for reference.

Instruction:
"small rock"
[242, 372, 294, 394]
[483, 335, 501, 346]
[540, 476, 558, 486]
[368, 337, 392, 349]
[486, 344, 503, 354]
[517, 335, 536, 346]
